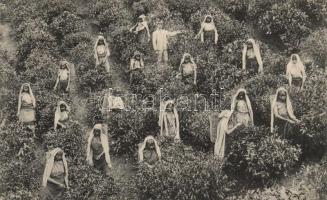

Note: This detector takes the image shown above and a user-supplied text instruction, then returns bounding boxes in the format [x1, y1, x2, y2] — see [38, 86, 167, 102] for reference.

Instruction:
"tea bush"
[225, 126, 301, 185]
[107, 109, 159, 155]
[300, 28, 327, 69]
[258, 3, 310, 49]
[63, 163, 118, 200]
[44, 122, 84, 162]
[135, 139, 235, 199]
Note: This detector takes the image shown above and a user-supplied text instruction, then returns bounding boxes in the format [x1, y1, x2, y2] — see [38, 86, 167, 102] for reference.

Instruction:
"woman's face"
[205, 17, 212, 23]
[166, 103, 174, 112]
[94, 128, 101, 137]
[184, 56, 191, 63]
[237, 91, 245, 100]
[55, 151, 63, 161]
[146, 140, 155, 149]
[98, 39, 105, 45]
[60, 104, 67, 112]
[278, 91, 287, 101]
[138, 18, 143, 23]
[247, 41, 253, 49]
[135, 54, 141, 60]
[23, 85, 29, 93]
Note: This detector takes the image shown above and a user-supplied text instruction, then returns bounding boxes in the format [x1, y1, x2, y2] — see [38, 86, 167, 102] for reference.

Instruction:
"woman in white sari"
[41, 148, 68, 200]
[286, 54, 306, 91]
[179, 53, 197, 85]
[54, 101, 70, 131]
[271, 87, 300, 135]
[138, 136, 161, 168]
[195, 15, 218, 44]
[230, 88, 254, 127]
[17, 83, 36, 131]
[94, 35, 110, 73]
[214, 110, 242, 160]
[158, 100, 180, 142]
[86, 124, 112, 176]
[242, 39, 263, 75]
[129, 14, 151, 44]
[53, 60, 70, 94]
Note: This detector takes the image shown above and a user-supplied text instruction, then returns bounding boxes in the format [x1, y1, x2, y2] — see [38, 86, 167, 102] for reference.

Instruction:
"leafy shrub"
[135, 139, 235, 199]
[0, 123, 41, 199]
[61, 31, 93, 50]
[295, 0, 327, 25]
[180, 111, 211, 151]
[300, 28, 327, 69]
[44, 122, 84, 162]
[225, 126, 301, 185]
[78, 68, 112, 95]
[107, 109, 159, 155]
[68, 42, 94, 69]
[63, 163, 118, 200]
[90, 0, 131, 29]
[49, 11, 87, 39]
[258, 3, 310, 49]
[165, 0, 211, 21]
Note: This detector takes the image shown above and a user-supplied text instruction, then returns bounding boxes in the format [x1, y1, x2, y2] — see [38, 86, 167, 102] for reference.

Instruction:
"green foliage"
[258, 3, 310, 49]
[225, 126, 301, 184]
[63, 163, 118, 200]
[0, 123, 41, 199]
[107, 109, 159, 155]
[135, 140, 235, 199]
[50, 11, 87, 39]
[78, 68, 112, 94]
[44, 122, 84, 162]
[300, 28, 327, 69]
[181, 111, 211, 151]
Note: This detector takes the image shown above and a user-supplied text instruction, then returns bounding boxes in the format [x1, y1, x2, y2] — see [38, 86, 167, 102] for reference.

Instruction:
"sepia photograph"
[0, 0, 326, 199]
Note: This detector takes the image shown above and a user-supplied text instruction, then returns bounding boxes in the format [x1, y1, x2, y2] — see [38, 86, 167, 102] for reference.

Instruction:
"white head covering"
[94, 35, 110, 66]
[158, 100, 180, 140]
[42, 148, 69, 188]
[242, 39, 263, 73]
[286, 54, 306, 78]
[130, 51, 144, 70]
[17, 83, 36, 116]
[214, 110, 232, 159]
[138, 135, 161, 163]
[86, 124, 112, 168]
[230, 88, 254, 125]
[199, 15, 218, 43]
[54, 101, 70, 130]
[270, 87, 298, 133]
[179, 53, 197, 84]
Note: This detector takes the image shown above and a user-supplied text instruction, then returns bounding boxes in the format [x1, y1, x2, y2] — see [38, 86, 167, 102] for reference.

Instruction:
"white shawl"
[286, 54, 306, 81]
[198, 15, 218, 44]
[86, 124, 112, 168]
[270, 87, 298, 133]
[130, 51, 144, 70]
[179, 53, 197, 85]
[17, 83, 36, 116]
[54, 101, 70, 130]
[158, 100, 180, 140]
[230, 88, 254, 125]
[214, 110, 232, 159]
[42, 148, 69, 188]
[94, 35, 110, 66]
[242, 39, 263, 73]
[138, 135, 162, 163]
